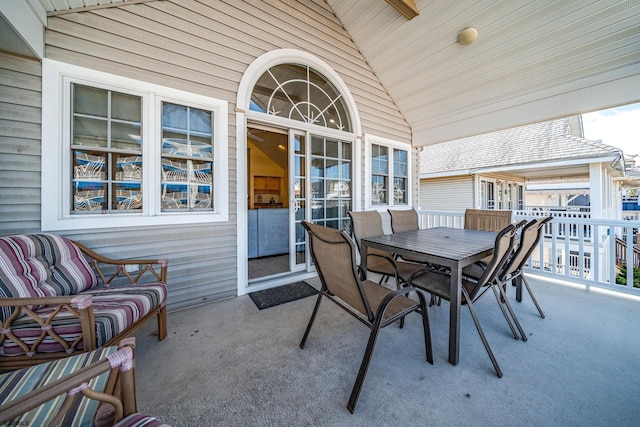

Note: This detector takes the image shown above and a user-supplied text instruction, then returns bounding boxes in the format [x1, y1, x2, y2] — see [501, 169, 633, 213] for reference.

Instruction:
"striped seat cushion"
[115, 413, 172, 427]
[0, 346, 118, 426]
[0, 283, 167, 357]
[0, 234, 97, 322]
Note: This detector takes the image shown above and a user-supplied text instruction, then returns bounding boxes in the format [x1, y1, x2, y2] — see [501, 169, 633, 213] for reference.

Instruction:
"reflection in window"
[370, 143, 409, 207]
[71, 84, 142, 213]
[161, 103, 214, 211]
[393, 149, 408, 205]
[371, 144, 388, 205]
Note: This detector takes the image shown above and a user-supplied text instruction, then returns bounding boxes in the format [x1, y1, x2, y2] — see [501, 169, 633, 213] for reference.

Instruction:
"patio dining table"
[360, 227, 497, 365]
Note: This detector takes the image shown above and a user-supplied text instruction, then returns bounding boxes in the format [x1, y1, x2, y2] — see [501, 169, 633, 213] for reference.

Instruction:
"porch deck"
[132, 275, 640, 426]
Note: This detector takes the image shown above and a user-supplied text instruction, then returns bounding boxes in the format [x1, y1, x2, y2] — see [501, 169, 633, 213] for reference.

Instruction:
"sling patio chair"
[464, 209, 513, 232]
[495, 216, 554, 337]
[461, 220, 528, 342]
[388, 208, 450, 269]
[387, 208, 424, 264]
[300, 221, 433, 413]
[348, 210, 425, 290]
[408, 224, 518, 378]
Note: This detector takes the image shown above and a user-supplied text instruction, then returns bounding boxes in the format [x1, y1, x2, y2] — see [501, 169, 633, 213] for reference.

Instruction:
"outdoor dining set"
[300, 208, 552, 413]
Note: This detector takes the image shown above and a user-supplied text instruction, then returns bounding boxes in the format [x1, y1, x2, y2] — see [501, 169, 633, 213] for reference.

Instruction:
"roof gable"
[420, 117, 623, 175]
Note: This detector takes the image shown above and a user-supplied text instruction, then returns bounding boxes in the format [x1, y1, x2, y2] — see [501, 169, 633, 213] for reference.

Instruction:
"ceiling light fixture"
[457, 27, 478, 46]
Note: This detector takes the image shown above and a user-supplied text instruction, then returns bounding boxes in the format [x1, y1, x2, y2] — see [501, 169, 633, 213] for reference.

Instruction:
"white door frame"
[235, 49, 361, 296]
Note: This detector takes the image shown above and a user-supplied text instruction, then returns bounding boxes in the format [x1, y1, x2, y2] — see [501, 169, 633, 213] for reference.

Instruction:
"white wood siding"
[419, 177, 473, 213]
[26, 0, 412, 309]
[0, 52, 42, 234]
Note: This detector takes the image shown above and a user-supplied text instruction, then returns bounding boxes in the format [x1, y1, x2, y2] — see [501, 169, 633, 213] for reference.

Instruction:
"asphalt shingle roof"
[420, 117, 622, 175]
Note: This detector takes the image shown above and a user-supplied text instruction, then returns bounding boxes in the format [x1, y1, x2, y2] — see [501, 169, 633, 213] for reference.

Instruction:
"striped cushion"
[0, 346, 118, 426]
[0, 234, 97, 322]
[115, 413, 172, 427]
[0, 283, 167, 357]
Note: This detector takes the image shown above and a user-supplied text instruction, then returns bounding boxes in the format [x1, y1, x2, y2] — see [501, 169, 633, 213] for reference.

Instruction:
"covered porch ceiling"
[4, 0, 640, 146]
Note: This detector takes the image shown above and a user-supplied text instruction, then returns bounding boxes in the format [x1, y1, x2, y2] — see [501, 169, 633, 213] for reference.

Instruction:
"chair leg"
[300, 294, 323, 349]
[347, 320, 383, 414]
[494, 283, 528, 342]
[416, 291, 433, 364]
[522, 276, 545, 318]
[464, 289, 502, 378]
[490, 284, 520, 341]
[428, 294, 442, 307]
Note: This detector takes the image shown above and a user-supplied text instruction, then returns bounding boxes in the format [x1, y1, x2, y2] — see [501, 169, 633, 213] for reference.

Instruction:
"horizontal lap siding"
[0, 53, 42, 235]
[420, 177, 473, 213]
[39, 0, 410, 308]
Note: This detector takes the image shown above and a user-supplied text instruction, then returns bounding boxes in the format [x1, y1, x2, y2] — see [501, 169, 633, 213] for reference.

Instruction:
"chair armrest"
[0, 340, 137, 425]
[0, 295, 97, 355]
[72, 240, 168, 286]
[367, 253, 401, 272]
[373, 285, 423, 321]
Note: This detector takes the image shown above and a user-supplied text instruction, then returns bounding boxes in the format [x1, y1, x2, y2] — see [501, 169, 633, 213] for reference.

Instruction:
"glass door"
[290, 130, 307, 271]
[289, 130, 353, 271]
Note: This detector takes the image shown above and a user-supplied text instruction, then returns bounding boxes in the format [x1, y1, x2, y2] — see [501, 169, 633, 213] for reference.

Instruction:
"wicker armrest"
[0, 339, 137, 425]
[0, 295, 97, 358]
[72, 241, 168, 286]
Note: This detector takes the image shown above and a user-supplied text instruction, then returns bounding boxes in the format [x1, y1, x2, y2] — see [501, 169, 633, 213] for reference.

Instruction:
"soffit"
[24, 0, 640, 147]
[326, 0, 640, 145]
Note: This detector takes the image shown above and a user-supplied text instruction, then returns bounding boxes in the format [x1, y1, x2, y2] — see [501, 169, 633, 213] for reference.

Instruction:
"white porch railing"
[417, 209, 640, 296]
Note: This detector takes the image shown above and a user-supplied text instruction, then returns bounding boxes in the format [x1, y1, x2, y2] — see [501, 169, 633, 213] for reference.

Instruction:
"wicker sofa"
[0, 233, 168, 371]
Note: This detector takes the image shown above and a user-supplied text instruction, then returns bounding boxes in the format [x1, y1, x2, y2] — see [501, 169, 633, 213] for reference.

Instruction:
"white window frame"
[364, 134, 412, 209]
[42, 59, 228, 231]
[479, 177, 524, 210]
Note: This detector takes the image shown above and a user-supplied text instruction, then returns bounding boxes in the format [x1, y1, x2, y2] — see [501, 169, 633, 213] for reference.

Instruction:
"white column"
[589, 163, 603, 220]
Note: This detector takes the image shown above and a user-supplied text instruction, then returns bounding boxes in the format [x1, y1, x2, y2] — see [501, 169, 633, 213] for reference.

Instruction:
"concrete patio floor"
[131, 275, 640, 426]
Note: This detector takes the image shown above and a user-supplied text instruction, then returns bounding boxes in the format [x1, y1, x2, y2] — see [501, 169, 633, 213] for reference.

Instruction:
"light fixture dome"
[458, 27, 478, 46]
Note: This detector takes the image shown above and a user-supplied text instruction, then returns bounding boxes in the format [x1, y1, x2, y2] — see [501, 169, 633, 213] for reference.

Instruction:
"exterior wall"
[1, 0, 412, 309]
[0, 53, 41, 235]
[419, 176, 473, 212]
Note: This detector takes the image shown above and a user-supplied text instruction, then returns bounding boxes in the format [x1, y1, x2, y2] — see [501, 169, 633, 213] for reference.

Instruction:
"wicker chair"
[348, 211, 425, 290]
[464, 209, 512, 232]
[300, 221, 433, 413]
[409, 224, 518, 378]
[0, 338, 169, 426]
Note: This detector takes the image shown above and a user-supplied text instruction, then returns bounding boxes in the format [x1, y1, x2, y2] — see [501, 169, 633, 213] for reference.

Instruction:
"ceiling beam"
[385, 0, 419, 20]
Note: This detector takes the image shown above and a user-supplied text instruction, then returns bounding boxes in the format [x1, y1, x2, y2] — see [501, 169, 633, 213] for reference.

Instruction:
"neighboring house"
[1, 1, 639, 309]
[419, 116, 627, 220]
[621, 160, 640, 220]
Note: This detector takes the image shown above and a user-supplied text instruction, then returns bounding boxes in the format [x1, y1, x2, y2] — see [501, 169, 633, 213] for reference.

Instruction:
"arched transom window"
[250, 64, 352, 132]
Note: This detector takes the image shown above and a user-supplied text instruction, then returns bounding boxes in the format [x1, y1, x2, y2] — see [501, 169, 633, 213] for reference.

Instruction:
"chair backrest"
[464, 209, 513, 232]
[302, 221, 372, 319]
[468, 224, 517, 299]
[501, 216, 553, 279]
[388, 209, 420, 233]
[348, 211, 392, 259]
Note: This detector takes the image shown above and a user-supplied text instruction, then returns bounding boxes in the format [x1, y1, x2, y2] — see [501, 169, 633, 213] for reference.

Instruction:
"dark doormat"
[249, 281, 318, 310]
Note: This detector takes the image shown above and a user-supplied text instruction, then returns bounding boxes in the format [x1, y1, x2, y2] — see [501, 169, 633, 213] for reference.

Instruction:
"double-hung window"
[42, 60, 228, 231]
[71, 84, 143, 213]
[366, 136, 411, 208]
